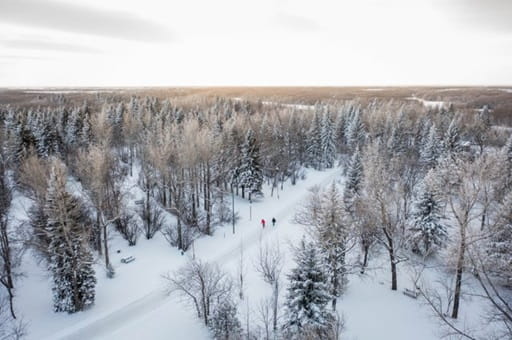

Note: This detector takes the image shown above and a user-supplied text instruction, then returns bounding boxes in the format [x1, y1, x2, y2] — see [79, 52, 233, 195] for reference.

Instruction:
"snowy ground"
[407, 96, 446, 109]
[11, 165, 490, 340]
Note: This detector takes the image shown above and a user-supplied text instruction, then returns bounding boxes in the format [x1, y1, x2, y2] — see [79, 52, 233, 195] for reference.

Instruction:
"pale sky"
[0, 0, 511, 87]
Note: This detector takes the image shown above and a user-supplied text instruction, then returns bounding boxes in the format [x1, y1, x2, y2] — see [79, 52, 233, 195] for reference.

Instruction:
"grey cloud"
[442, 0, 512, 34]
[2, 39, 101, 53]
[0, 0, 173, 42]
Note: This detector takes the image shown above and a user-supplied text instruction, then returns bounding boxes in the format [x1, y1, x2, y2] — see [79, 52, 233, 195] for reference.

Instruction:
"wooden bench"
[403, 288, 420, 299]
[121, 256, 136, 264]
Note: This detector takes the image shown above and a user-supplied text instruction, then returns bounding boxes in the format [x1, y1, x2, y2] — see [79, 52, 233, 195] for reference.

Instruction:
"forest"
[0, 88, 511, 340]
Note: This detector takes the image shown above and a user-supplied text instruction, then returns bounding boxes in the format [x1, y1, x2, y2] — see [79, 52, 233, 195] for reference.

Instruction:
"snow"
[499, 88, 512, 93]
[231, 97, 315, 111]
[407, 96, 446, 109]
[12, 164, 493, 340]
[261, 101, 315, 111]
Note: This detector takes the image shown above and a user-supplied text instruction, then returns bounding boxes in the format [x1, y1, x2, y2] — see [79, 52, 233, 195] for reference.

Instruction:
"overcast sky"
[0, 0, 511, 87]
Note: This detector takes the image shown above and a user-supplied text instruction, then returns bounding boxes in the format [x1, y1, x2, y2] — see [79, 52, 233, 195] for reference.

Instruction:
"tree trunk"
[1, 225, 17, 319]
[96, 213, 102, 255]
[129, 144, 133, 177]
[162, 177, 167, 208]
[361, 244, 369, 274]
[103, 216, 110, 268]
[452, 229, 466, 319]
[7, 283, 16, 319]
[390, 251, 397, 291]
[480, 208, 486, 231]
[145, 189, 151, 239]
[273, 280, 279, 332]
[205, 162, 211, 235]
[383, 228, 397, 291]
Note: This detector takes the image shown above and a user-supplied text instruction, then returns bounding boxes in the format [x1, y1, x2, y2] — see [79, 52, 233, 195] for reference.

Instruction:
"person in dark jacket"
[272, 217, 276, 227]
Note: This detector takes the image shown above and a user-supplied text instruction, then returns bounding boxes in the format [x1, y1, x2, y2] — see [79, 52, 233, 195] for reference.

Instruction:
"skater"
[261, 218, 266, 228]
[272, 217, 276, 227]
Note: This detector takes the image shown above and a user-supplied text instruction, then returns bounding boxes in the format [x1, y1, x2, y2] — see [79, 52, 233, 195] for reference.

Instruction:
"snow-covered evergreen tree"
[80, 114, 91, 147]
[501, 134, 512, 192]
[283, 239, 334, 338]
[444, 118, 462, 158]
[409, 176, 447, 255]
[420, 124, 441, 168]
[387, 111, 408, 156]
[318, 183, 350, 308]
[344, 107, 366, 151]
[44, 161, 96, 313]
[208, 297, 242, 340]
[65, 107, 80, 147]
[486, 191, 512, 285]
[320, 110, 337, 169]
[306, 111, 323, 169]
[343, 148, 362, 212]
[238, 129, 263, 199]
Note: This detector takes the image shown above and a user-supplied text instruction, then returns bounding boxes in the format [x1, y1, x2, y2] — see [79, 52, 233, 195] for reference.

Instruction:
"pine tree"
[409, 178, 447, 255]
[317, 183, 349, 309]
[345, 108, 366, 151]
[486, 191, 512, 285]
[387, 111, 408, 155]
[208, 298, 242, 340]
[238, 129, 263, 199]
[420, 124, 441, 168]
[320, 111, 337, 169]
[444, 118, 462, 158]
[283, 239, 334, 338]
[45, 162, 96, 313]
[344, 148, 362, 212]
[501, 135, 512, 192]
[80, 114, 91, 147]
[306, 111, 323, 169]
[65, 107, 80, 147]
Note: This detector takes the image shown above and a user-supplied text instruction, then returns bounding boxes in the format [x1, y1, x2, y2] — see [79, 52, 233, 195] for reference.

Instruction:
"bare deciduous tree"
[254, 239, 284, 333]
[164, 259, 232, 326]
[360, 142, 410, 291]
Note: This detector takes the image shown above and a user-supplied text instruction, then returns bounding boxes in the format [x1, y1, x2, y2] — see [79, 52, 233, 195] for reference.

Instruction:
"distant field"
[2, 86, 512, 125]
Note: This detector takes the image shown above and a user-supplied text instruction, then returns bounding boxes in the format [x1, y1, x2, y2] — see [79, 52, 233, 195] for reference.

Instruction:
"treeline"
[0, 94, 511, 339]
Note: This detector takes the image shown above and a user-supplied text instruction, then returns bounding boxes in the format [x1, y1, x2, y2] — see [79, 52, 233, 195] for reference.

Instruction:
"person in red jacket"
[261, 219, 266, 228]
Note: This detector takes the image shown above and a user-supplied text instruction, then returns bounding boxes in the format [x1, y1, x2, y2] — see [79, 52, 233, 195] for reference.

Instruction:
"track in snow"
[51, 168, 341, 340]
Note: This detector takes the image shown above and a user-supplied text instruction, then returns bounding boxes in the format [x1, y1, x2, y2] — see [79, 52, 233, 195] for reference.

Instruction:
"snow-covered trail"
[48, 167, 341, 340]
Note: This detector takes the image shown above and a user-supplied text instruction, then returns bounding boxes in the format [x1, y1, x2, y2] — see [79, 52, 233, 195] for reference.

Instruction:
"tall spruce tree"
[45, 161, 96, 313]
[283, 239, 334, 338]
[444, 118, 462, 159]
[320, 111, 337, 169]
[501, 135, 512, 192]
[238, 129, 263, 199]
[409, 177, 447, 255]
[306, 111, 323, 169]
[345, 108, 365, 151]
[344, 148, 363, 212]
[318, 183, 349, 309]
[486, 191, 512, 284]
[420, 124, 441, 169]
